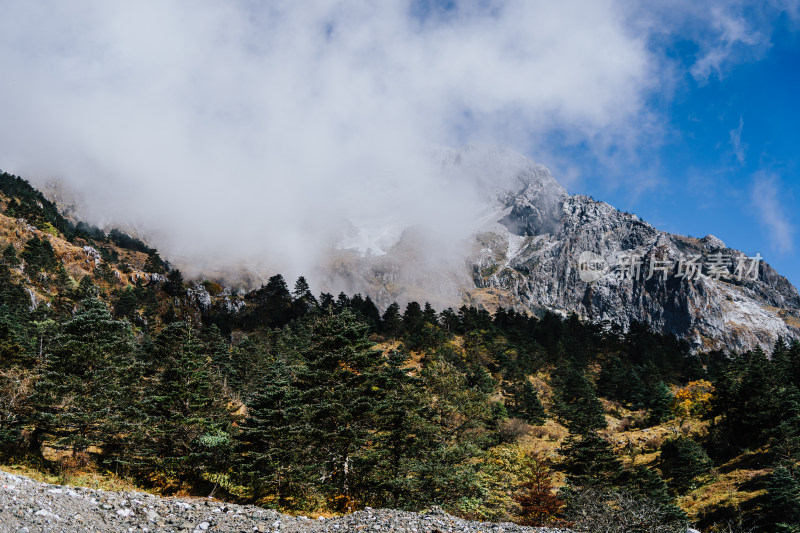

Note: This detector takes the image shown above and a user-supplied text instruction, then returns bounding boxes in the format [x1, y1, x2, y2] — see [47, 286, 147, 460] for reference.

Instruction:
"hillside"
[1, 172, 799, 532]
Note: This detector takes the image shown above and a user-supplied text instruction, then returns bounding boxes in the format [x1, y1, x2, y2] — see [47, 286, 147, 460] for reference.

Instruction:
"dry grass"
[1, 462, 141, 493]
[463, 287, 528, 314]
[679, 461, 770, 522]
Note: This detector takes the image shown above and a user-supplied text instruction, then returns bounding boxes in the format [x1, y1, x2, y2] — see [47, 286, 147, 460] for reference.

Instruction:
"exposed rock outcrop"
[462, 146, 800, 352]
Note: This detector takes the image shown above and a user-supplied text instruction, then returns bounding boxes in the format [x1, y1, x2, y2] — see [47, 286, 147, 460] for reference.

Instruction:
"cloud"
[0, 1, 793, 285]
[752, 173, 794, 253]
[625, 0, 793, 84]
[0, 1, 656, 280]
[729, 116, 746, 165]
[689, 6, 767, 82]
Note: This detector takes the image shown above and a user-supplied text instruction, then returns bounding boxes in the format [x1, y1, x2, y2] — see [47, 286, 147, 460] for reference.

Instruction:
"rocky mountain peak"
[465, 153, 800, 352]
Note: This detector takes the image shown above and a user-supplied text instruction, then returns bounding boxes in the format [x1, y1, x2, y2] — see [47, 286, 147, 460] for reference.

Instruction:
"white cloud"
[729, 116, 746, 165]
[0, 0, 656, 280]
[690, 6, 766, 82]
[752, 173, 794, 253]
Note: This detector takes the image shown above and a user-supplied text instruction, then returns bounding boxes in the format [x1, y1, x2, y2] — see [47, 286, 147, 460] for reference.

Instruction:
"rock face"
[459, 146, 800, 353]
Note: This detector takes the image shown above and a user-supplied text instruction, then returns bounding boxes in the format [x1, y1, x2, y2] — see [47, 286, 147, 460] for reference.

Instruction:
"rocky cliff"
[468, 146, 800, 352]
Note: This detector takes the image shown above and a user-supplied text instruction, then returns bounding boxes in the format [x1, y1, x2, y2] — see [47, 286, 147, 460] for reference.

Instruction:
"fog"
[0, 1, 776, 289]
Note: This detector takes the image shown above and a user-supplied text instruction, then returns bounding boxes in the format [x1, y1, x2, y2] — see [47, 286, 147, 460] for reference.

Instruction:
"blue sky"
[551, 8, 800, 286]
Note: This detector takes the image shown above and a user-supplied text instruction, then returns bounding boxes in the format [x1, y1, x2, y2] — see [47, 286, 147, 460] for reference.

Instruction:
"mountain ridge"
[324, 145, 800, 352]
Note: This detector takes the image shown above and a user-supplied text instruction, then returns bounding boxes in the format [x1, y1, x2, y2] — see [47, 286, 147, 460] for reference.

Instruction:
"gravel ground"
[1, 470, 568, 533]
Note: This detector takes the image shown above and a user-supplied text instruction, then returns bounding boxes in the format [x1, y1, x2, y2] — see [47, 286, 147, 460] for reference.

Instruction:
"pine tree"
[164, 268, 185, 296]
[135, 322, 231, 485]
[112, 286, 139, 320]
[236, 358, 303, 504]
[0, 307, 31, 367]
[294, 311, 384, 499]
[0, 264, 29, 312]
[143, 251, 166, 273]
[21, 236, 57, 273]
[74, 276, 97, 301]
[413, 359, 489, 506]
[422, 303, 438, 325]
[53, 262, 75, 314]
[402, 302, 424, 333]
[33, 297, 137, 457]
[352, 295, 381, 332]
[359, 350, 436, 507]
[763, 465, 800, 532]
[514, 454, 564, 527]
[2, 244, 19, 267]
[509, 380, 546, 425]
[788, 340, 800, 389]
[318, 292, 335, 312]
[647, 381, 675, 425]
[291, 276, 317, 318]
[659, 437, 713, 493]
[560, 430, 623, 488]
[250, 274, 293, 327]
[381, 303, 403, 338]
[770, 385, 800, 464]
[620, 465, 687, 525]
[552, 364, 606, 431]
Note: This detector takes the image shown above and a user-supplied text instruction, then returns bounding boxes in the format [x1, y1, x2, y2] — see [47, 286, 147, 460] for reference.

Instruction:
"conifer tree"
[659, 437, 713, 493]
[359, 350, 436, 507]
[2, 244, 19, 267]
[33, 297, 137, 457]
[21, 236, 57, 273]
[510, 380, 546, 425]
[53, 262, 75, 314]
[112, 286, 139, 320]
[413, 359, 489, 506]
[402, 301, 424, 333]
[294, 311, 384, 499]
[422, 303, 438, 325]
[552, 363, 606, 430]
[318, 292, 335, 312]
[0, 264, 28, 312]
[250, 274, 293, 327]
[236, 358, 303, 504]
[291, 276, 317, 318]
[143, 251, 166, 273]
[764, 465, 800, 532]
[647, 381, 675, 425]
[0, 308, 30, 367]
[513, 453, 564, 527]
[135, 322, 231, 485]
[164, 268, 185, 296]
[769, 385, 800, 465]
[560, 430, 623, 488]
[381, 303, 403, 338]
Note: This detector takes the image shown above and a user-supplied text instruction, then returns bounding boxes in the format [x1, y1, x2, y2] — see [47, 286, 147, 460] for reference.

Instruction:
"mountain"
[328, 145, 800, 352]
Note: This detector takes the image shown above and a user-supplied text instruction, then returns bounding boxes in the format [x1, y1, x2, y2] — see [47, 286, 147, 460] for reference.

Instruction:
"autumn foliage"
[671, 379, 714, 421]
[513, 454, 564, 527]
